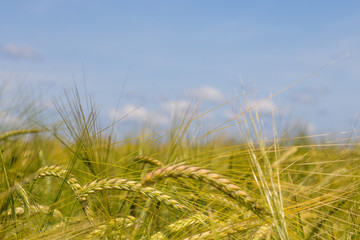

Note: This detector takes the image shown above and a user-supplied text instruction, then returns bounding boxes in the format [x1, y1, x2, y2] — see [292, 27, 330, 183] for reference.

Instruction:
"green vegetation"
[0, 88, 359, 239]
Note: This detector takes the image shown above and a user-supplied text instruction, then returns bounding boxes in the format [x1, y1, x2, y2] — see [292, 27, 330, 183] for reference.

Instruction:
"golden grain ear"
[142, 164, 269, 218]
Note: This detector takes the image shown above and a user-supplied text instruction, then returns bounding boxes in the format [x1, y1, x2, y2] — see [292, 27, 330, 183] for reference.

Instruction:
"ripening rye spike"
[142, 164, 269, 218]
[0, 129, 42, 141]
[34, 165, 94, 221]
[183, 219, 264, 240]
[134, 155, 163, 167]
[78, 178, 189, 212]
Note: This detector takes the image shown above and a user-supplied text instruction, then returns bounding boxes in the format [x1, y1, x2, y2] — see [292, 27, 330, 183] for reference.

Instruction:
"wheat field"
[0, 89, 359, 239]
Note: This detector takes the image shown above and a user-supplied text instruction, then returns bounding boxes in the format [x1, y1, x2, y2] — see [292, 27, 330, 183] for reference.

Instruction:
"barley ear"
[78, 178, 189, 212]
[0, 129, 41, 141]
[135, 155, 163, 167]
[142, 164, 268, 218]
[34, 165, 94, 221]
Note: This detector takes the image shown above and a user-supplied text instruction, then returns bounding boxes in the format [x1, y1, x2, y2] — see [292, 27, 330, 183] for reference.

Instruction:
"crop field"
[0, 89, 359, 240]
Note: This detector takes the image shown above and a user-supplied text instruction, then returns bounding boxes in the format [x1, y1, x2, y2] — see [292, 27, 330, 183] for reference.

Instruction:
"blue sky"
[0, 1, 359, 135]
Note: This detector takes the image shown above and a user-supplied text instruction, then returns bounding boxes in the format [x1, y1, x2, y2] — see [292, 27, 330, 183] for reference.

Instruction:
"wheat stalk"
[167, 213, 209, 233]
[33, 165, 94, 220]
[85, 216, 137, 239]
[183, 219, 264, 240]
[78, 178, 189, 212]
[150, 231, 167, 240]
[201, 193, 248, 212]
[15, 183, 32, 212]
[0, 129, 41, 141]
[34, 165, 82, 193]
[1, 205, 63, 219]
[135, 155, 163, 167]
[253, 223, 272, 240]
[0, 207, 29, 218]
[142, 165, 268, 218]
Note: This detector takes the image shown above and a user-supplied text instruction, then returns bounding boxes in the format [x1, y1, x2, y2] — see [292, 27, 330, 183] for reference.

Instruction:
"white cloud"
[223, 109, 236, 119]
[287, 87, 327, 104]
[109, 104, 169, 124]
[0, 111, 23, 126]
[223, 99, 276, 120]
[185, 86, 225, 103]
[249, 99, 276, 113]
[306, 122, 315, 134]
[109, 104, 149, 122]
[162, 100, 191, 114]
[0, 44, 39, 59]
